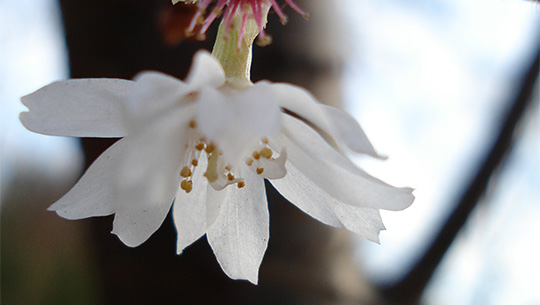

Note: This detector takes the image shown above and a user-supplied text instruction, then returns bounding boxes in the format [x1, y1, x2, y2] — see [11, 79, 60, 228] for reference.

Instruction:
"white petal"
[320, 104, 380, 158]
[48, 138, 129, 219]
[205, 179, 228, 229]
[329, 201, 385, 243]
[20, 79, 132, 137]
[270, 161, 385, 242]
[111, 196, 173, 248]
[197, 82, 281, 168]
[173, 153, 208, 254]
[269, 161, 344, 228]
[273, 83, 380, 157]
[272, 114, 414, 211]
[206, 169, 269, 284]
[112, 104, 197, 247]
[185, 50, 226, 89]
[127, 71, 190, 124]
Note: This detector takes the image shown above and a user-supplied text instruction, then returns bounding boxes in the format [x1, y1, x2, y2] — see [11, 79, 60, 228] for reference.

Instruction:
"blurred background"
[1, 0, 539, 304]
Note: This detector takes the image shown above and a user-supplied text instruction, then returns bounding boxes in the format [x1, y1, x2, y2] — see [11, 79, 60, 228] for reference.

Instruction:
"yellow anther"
[256, 168, 264, 175]
[252, 151, 261, 160]
[195, 143, 205, 151]
[205, 142, 216, 154]
[181, 179, 193, 193]
[238, 181, 246, 188]
[225, 165, 231, 171]
[260, 147, 273, 159]
[262, 138, 269, 144]
[191, 159, 198, 166]
[189, 120, 197, 129]
[246, 158, 254, 166]
[227, 173, 235, 181]
[180, 166, 192, 178]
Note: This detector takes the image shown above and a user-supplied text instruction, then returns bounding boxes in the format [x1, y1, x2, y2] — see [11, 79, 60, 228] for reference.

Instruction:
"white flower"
[20, 50, 414, 284]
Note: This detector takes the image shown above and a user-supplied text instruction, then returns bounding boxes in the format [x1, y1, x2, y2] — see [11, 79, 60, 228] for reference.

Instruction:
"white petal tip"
[229, 272, 260, 285]
[400, 189, 416, 210]
[370, 237, 381, 245]
[19, 112, 35, 133]
[186, 50, 225, 88]
[238, 275, 259, 285]
[20, 92, 34, 107]
[53, 209, 83, 220]
[176, 243, 187, 255]
[375, 153, 388, 160]
[111, 230, 145, 248]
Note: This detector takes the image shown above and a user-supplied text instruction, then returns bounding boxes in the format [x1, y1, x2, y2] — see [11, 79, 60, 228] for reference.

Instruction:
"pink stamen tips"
[283, 0, 309, 19]
[238, 12, 249, 51]
[268, 0, 288, 25]
[182, 0, 306, 46]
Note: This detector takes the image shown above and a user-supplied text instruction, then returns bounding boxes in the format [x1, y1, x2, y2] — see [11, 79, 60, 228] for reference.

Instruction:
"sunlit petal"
[111, 198, 173, 248]
[206, 169, 269, 284]
[185, 50, 226, 89]
[320, 104, 380, 158]
[127, 71, 190, 125]
[270, 161, 385, 242]
[273, 83, 380, 157]
[112, 104, 196, 247]
[20, 79, 132, 137]
[48, 138, 129, 219]
[197, 82, 281, 167]
[269, 162, 344, 228]
[330, 201, 385, 243]
[173, 152, 209, 254]
[272, 114, 414, 211]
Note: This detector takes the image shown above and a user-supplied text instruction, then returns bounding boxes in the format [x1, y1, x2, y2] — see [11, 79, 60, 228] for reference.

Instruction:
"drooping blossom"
[174, 0, 308, 46]
[20, 50, 414, 284]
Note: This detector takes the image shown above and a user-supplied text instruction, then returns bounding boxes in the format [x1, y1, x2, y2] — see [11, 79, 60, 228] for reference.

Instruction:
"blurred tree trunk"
[57, 0, 371, 304]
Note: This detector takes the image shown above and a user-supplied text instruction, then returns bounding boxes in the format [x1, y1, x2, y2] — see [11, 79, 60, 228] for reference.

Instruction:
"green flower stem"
[212, 6, 270, 88]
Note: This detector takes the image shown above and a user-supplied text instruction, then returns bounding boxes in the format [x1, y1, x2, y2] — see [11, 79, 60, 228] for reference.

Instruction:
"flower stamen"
[177, 0, 306, 46]
[205, 141, 216, 154]
[180, 179, 194, 193]
[195, 143, 205, 151]
[260, 147, 272, 159]
[180, 166, 192, 177]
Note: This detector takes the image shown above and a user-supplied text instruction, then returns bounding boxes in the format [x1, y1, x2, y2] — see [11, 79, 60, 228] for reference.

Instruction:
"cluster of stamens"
[184, 0, 308, 47]
[179, 120, 284, 194]
[245, 138, 272, 175]
[180, 119, 248, 193]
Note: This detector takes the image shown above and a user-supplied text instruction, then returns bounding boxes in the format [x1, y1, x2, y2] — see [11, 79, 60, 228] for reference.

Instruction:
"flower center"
[179, 120, 287, 193]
